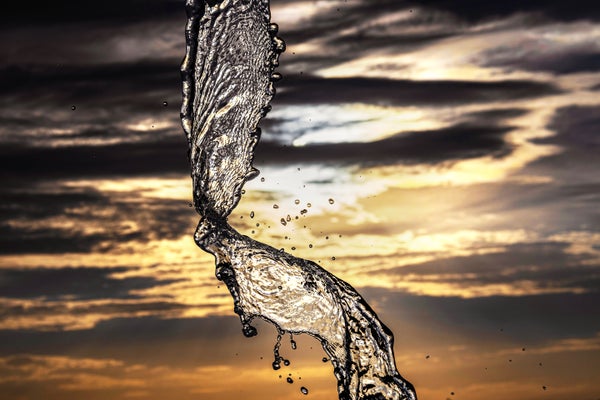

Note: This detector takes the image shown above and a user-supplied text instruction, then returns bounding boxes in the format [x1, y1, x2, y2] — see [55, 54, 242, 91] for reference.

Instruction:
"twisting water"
[181, 1, 417, 399]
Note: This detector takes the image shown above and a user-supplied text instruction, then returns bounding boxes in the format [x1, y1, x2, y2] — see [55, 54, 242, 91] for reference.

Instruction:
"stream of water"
[181, 1, 417, 399]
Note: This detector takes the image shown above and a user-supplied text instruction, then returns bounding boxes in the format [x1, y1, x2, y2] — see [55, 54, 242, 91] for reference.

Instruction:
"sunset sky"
[1, 0, 600, 399]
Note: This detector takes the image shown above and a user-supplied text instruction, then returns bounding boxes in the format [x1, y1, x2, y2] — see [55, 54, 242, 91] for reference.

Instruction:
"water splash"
[181, 1, 417, 399]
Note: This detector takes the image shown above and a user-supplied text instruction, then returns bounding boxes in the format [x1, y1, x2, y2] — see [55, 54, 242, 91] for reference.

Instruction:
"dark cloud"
[0, 302, 195, 330]
[0, 62, 183, 153]
[0, 184, 195, 255]
[274, 75, 561, 106]
[0, 101, 522, 184]
[256, 122, 513, 165]
[481, 48, 600, 75]
[277, 1, 458, 68]
[370, 242, 600, 293]
[327, 31, 455, 55]
[0, 316, 261, 366]
[1, 65, 557, 121]
[0, 0, 184, 27]
[0, 225, 127, 255]
[505, 183, 600, 231]
[526, 105, 600, 186]
[0, 137, 188, 181]
[0, 191, 103, 220]
[278, 0, 599, 56]
[542, 105, 600, 149]
[0, 62, 181, 110]
[0, 266, 182, 300]
[409, 0, 600, 22]
[464, 108, 529, 121]
[362, 288, 600, 348]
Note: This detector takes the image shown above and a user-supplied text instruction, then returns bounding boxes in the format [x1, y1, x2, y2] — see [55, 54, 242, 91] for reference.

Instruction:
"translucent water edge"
[181, 1, 417, 399]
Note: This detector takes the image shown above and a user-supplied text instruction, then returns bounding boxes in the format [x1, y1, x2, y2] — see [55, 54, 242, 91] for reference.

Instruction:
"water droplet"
[450, 391, 455, 396]
[250, 211, 255, 218]
[291, 246, 296, 250]
[300, 386, 308, 395]
[542, 386, 547, 390]
[246, 167, 260, 180]
[331, 256, 336, 260]
[242, 323, 257, 337]
[261, 104, 272, 117]
[271, 72, 282, 82]
[286, 215, 291, 222]
[272, 334, 284, 370]
[188, 203, 193, 207]
[328, 198, 334, 204]
[287, 377, 294, 384]
[261, 177, 265, 182]
[307, 203, 312, 208]
[322, 357, 328, 363]
[425, 355, 430, 359]
[273, 204, 279, 209]
[291, 339, 297, 350]
[309, 244, 313, 248]
[71, 105, 76, 111]
[280, 218, 287, 226]
[283, 359, 290, 366]
[522, 347, 526, 351]
[163, 101, 168, 107]
[300, 209, 307, 214]
[251, 127, 262, 139]
[295, 199, 300, 204]
[268, 22, 279, 34]
[274, 37, 286, 53]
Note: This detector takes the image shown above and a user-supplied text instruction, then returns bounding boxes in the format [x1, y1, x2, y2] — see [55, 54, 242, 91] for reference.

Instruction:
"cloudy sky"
[1, 0, 599, 399]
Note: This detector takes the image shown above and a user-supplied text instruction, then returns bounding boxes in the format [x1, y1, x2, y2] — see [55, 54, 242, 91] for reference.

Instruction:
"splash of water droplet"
[181, 1, 417, 399]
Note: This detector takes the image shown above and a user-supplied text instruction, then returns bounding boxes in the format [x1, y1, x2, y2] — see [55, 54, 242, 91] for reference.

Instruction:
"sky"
[1, 0, 599, 399]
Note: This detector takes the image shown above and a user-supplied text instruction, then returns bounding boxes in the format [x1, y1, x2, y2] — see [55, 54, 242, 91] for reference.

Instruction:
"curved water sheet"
[181, 1, 417, 399]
